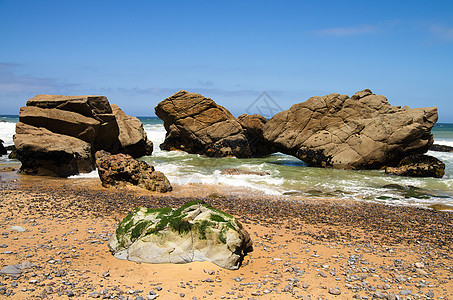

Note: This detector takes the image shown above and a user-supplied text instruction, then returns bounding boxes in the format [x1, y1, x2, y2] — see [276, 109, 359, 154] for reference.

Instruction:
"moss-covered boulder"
[108, 201, 253, 270]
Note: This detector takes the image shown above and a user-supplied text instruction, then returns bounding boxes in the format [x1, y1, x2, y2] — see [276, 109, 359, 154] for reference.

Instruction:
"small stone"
[0, 244, 7, 248]
[180, 293, 185, 297]
[415, 262, 425, 269]
[10, 226, 26, 232]
[373, 291, 386, 299]
[89, 291, 100, 298]
[386, 293, 397, 300]
[416, 269, 428, 276]
[146, 295, 158, 300]
[102, 271, 110, 277]
[398, 289, 412, 296]
[208, 270, 215, 275]
[67, 290, 75, 297]
[328, 287, 341, 295]
[425, 291, 434, 299]
[0, 265, 22, 275]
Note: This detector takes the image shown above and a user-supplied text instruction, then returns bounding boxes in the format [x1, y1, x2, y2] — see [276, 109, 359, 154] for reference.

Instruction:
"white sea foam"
[67, 170, 99, 179]
[0, 122, 16, 146]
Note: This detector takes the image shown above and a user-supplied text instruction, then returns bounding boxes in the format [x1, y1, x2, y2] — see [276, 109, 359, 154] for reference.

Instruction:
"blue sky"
[1, 0, 453, 121]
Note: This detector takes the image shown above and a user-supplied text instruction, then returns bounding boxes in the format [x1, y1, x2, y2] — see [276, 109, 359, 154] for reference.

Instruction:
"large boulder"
[237, 114, 274, 156]
[108, 201, 253, 269]
[385, 154, 445, 178]
[13, 123, 93, 176]
[14, 94, 152, 177]
[111, 104, 153, 157]
[155, 90, 251, 158]
[95, 151, 172, 193]
[263, 89, 438, 169]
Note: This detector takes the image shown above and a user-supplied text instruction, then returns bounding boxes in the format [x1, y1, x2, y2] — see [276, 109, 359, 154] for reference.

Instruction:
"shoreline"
[1, 173, 452, 299]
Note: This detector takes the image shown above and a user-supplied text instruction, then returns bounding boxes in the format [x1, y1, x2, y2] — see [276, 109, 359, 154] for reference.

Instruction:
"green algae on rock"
[108, 201, 253, 270]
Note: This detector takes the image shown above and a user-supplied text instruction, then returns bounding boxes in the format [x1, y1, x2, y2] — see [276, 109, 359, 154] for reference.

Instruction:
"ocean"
[1, 115, 453, 208]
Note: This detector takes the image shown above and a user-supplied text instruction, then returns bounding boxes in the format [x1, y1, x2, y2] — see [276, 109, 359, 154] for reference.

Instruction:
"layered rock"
[430, 144, 453, 153]
[237, 114, 274, 156]
[155, 90, 251, 158]
[14, 94, 152, 176]
[108, 201, 253, 269]
[111, 104, 153, 157]
[95, 151, 172, 193]
[263, 89, 438, 169]
[14, 123, 93, 177]
[385, 154, 445, 178]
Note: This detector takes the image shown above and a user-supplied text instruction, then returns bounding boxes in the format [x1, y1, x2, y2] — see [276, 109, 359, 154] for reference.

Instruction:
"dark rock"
[429, 143, 453, 152]
[237, 114, 274, 156]
[385, 154, 445, 178]
[0, 139, 6, 156]
[220, 168, 270, 176]
[155, 90, 251, 158]
[263, 89, 438, 169]
[95, 151, 172, 193]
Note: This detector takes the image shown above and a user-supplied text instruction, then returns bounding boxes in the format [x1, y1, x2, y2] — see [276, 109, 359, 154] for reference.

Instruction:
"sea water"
[1, 115, 453, 207]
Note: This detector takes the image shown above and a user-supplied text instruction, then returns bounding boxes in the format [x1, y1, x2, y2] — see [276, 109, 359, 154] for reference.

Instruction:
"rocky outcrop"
[108, 201, 253, 269]
[263, 89, 438, 169]
[430, 144, 453, 153]
[14, 94, 152, 177]
[95, 151, 172, 193]
[14, 123, 93, 177]
[385, 154, 445, 178]
[237, 114, 274, 156]
[155, 90, 251, 158]
[0, 139, 6, 156]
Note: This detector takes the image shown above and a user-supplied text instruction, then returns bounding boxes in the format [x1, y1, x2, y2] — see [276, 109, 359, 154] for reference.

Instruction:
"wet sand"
[0, 171, 452, 299]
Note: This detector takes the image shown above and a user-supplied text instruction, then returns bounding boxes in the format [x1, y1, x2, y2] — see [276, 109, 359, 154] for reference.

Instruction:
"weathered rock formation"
[237, 114, 274, 156]
[155, 90, 252, 158]
[385, 154, 445, 178]
[95, 151, 172, 193]
[14, 95, 152, 176]
[108, 201, 252, 269]
[263, 89, 438, 169]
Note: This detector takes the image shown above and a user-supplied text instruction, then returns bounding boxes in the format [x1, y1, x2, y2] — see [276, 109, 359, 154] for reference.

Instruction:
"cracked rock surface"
[263, 89, 438, 169]
[155, 90, 252, 158]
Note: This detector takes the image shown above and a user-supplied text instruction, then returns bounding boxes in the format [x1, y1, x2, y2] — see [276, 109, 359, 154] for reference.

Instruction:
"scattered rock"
[385, 154, 445, 178]
[0, 139, 6, 156]
[95, 151, 172, 193]
[109, 201, 253, 269]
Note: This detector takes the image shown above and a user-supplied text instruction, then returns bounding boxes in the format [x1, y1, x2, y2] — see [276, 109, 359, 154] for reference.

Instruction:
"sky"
[1, 0, 453, 121]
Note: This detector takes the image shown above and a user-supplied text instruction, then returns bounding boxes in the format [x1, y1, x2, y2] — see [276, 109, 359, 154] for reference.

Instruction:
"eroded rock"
[263, 89, 438, 169]
[95, 151, 172, 193]
[155, 90, 251, 158]
[385, 154, 445, 178]
[108, 201, 252, 269]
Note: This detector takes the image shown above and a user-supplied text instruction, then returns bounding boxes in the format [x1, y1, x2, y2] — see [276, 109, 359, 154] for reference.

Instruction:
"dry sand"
[0, 170, 452, 299]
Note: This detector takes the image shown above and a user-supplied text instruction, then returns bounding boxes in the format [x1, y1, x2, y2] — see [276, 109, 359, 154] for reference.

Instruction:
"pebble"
[10, 226, 26, 232]
[90, 291, 100, 298]
[328, 287, 341, 295]
[398, 289, 412, 296]
[373, 290, 386, 299]
[0, 265, 22, 275]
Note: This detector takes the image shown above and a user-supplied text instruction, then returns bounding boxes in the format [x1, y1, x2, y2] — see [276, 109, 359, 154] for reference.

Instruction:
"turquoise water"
[1, 115, 453, 207]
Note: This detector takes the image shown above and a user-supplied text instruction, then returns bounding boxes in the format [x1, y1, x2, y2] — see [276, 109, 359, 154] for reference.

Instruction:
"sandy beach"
[0, 169, 452, 299]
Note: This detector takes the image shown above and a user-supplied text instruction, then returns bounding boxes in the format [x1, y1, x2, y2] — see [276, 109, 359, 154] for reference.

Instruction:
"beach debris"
[155, 90, 253, 158]
[385, 154, 445, 178]
[108, 201, 253, 269]
[95, 150, 172, 193]
[263, 89, 438, 169]
[14, 94, 152, 177]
